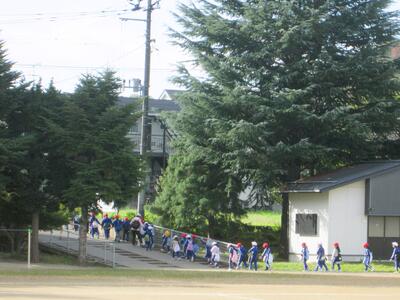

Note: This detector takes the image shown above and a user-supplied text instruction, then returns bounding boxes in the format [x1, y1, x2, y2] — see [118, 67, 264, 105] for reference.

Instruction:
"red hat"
[192, 234, 197, 239]
[124, 217, 129, 221]
[333, 242, 339, 247]
[363, 242, 369, 248]
[262, 242, 269, 249]
[236, 243, 242, 247]
[180, 233, 187, 238]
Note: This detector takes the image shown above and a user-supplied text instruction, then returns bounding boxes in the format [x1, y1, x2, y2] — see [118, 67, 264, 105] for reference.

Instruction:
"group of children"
[160, 231, 274, 271]
[86, 213, 155, 250]
[79, 214, 400, 272]
[300, 241, 400, 272]
[162, 232, 201, 262]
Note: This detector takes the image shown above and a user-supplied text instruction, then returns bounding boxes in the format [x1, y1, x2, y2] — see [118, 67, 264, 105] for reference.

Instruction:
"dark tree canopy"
[155, 0, 400, 253]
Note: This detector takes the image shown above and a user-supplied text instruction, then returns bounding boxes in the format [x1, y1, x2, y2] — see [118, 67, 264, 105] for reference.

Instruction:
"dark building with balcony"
[118, 90, 182, 204]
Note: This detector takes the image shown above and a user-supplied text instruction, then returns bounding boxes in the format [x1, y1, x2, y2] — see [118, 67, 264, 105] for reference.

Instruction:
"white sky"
[1, 0, 400, 98]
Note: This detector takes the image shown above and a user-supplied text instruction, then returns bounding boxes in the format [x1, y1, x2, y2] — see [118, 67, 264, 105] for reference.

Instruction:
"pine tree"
[168, 0, 400, 256]
[153, 138, 244, 237]
[49, 71, 143, 264]
[0, 42, 67, 260]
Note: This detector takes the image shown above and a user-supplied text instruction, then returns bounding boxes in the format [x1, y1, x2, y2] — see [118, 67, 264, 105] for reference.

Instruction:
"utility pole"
[137, 0, 158, 217]
[122, 0, 158, 217]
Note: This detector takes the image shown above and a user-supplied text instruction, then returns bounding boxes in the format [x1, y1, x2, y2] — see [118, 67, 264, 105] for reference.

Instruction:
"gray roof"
[161, 89, 184, 100]
[285, 161, 400, 193]
[118, 97, 180, 114]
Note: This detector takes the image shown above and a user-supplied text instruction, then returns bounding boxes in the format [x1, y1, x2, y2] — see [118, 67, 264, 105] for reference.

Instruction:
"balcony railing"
[128, 133, 171, 154]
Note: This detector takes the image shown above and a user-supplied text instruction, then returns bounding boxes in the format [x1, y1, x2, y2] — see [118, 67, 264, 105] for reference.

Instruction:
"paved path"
[39, 231, 212, 270]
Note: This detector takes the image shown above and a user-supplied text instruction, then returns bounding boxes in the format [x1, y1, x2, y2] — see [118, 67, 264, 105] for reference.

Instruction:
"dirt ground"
[1, 271, 400, 300]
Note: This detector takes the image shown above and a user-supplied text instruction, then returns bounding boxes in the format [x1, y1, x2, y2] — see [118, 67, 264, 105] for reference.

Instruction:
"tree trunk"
[279, 164, 301, 260]
[31, 211, 40, 263]
[279, 193, 289, 260]
[78, 206, 88, 265]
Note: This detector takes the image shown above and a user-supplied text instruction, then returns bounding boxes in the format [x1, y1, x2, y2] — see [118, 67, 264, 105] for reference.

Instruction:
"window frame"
[295, 213, 318, 236]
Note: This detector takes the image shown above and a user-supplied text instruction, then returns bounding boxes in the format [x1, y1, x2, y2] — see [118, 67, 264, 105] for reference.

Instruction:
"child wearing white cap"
[248, 241, 258, 271]
[390, 241, 400, 272]
[211, 241, 220, 268]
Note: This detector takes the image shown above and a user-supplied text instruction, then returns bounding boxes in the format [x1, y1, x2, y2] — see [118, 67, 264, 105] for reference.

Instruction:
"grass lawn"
[0, 251, 93, 266]
[241, 210, 281, 227]
[259, 261, 395, 273]
[0, 262, 398, 279]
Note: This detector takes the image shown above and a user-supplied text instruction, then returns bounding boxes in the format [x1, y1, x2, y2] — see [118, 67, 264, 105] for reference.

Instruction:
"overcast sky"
[1, 0, 400, 98]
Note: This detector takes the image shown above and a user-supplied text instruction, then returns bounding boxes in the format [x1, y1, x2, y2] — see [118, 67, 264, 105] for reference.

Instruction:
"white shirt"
[211, 245, 220, 261]
[172, 240, 180, 252]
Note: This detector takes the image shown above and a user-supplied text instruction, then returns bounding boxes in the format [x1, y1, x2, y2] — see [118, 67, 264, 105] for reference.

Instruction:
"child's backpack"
[231, 251, 239, 264]
[131, 219, 140, 230]
[268, 253, 274, 264]
[144, 234, 150, 242]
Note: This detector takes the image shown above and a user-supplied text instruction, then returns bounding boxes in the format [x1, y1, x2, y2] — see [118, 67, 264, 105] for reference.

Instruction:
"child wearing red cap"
[331, 242, 342, 272]
[122, 217, 130, 242]
[301, 242, 309, 271]
[363, 242, 374, 272]
[112, 215, 123, 242]
[261, 242, 272, 271]
[236, 243, 248, 269]
[101, 214, 112, 240]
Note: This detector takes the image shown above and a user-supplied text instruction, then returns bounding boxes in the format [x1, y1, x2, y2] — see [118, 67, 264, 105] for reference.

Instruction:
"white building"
[286, 161, 400, 261]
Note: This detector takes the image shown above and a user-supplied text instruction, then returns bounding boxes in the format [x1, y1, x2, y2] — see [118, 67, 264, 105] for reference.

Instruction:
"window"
[368, 216, 384, 237]
[295, 214, 318, 236]
[385, 217, 400, 237]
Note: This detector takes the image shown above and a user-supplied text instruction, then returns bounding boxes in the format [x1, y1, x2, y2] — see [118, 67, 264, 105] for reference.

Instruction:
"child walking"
[101, 214, 112, 240]
[390, 241, 399, 272]
[314, 243, 328, 272]
[331, 242, 342, 272]
[89, 212, 100, 239]
[210, 242, 220, 268]
[301, 242, 309, 271]
[248, 241, 258, 271]
[172, 235, 180, 259]
[261, 242, 272, 271]
[112, 215, 122, 242]
[227, 243, 238, 270]
[363, 242, 374, 272]
[185, 235, 195, 261]
[236, 243, 248, 269]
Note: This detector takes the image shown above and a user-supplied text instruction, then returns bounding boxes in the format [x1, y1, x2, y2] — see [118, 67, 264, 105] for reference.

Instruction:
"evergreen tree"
[167, 0, 400, 256]
[0, 42, 66, 260]
[153, 139, 244, 237]
[49, 71, 142, 264]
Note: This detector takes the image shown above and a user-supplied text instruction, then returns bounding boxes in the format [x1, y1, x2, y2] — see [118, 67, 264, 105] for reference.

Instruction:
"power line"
[0, 8, 132, 19]
[0, 9, 135, 25]
[14, 63, 175, 72]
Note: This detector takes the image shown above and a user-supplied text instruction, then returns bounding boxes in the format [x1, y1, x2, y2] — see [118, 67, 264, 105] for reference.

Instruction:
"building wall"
[328, 180, 367, 262]
[288, 192, 329, 261]
[369, 168, 400, 216]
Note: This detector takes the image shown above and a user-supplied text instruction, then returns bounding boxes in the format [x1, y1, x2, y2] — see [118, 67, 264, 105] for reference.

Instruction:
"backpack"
[131, 220, 140, 230]
[268, 253, 274, 264]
